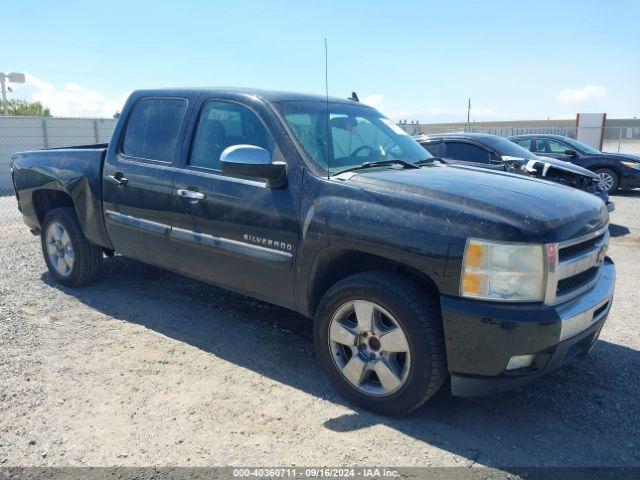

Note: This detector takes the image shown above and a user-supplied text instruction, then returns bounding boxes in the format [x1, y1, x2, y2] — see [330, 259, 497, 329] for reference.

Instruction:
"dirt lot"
[0, 192, 638, 469]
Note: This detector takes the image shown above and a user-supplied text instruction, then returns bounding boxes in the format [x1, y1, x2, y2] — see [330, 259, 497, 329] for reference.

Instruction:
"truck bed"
[11, 144, 112, 249]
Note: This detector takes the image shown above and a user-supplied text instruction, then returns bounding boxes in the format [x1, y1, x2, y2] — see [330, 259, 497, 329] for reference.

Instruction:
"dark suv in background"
[509, 134, 640, 193]
[415, 133, 611, 209]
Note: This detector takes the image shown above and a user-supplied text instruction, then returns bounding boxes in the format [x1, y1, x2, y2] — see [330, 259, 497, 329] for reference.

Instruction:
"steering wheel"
[351, 145, 377, 157]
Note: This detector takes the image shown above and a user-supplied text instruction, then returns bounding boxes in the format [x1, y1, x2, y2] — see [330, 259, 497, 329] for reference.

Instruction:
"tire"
[593, 168, 619, 194]
[41, 207, 103, 287]
[314, 271, 447, 415]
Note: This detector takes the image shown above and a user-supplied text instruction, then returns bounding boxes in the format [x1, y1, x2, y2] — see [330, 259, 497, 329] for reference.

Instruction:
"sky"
[2, 0, 639, 121]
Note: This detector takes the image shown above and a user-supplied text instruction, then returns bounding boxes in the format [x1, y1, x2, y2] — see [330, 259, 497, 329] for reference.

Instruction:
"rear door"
[102, 96, 191, 268]
[443, 140, 505, 170]
[170, 98, 299, 308]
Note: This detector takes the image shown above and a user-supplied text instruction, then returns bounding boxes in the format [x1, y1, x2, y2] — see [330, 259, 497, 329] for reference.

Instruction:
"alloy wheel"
[328, 300, 411, 396]
[46, 222, 75, 277]
[598, 172, 614, 192]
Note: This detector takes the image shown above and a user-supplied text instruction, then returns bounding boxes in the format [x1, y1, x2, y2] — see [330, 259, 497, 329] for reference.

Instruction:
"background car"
[509, 134, 640, 194]
[415, 132, 611, 209]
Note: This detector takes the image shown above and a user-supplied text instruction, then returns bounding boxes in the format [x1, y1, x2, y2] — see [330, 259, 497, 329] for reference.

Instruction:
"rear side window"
[122, 98, 187, 162]
[445, 141, 491, 163]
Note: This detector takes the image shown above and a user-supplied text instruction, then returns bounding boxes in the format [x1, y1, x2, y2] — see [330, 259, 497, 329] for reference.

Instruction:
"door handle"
[107, 173, 129, 187]
[177, 189, 205, 200]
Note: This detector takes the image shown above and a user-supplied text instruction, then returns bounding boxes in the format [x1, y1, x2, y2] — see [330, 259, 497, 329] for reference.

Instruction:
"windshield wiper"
[333, 159, 420, 176]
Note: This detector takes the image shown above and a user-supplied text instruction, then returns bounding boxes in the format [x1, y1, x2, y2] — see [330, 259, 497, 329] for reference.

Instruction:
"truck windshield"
[275, 100, 431, 174]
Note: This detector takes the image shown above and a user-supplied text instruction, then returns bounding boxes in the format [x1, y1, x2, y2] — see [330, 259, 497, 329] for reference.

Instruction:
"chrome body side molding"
[105, 210, 169, 236]
[170, 227, 293, 265]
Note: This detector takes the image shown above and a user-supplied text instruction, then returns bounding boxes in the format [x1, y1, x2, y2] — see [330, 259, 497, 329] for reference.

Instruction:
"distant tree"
[0, 99, 51, 116]
[113, 112, 120, 118]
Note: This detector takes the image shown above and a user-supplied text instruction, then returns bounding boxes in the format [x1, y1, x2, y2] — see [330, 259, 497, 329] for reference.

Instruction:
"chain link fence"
[602, 126, 640, 154]
[2, 116, 639, 232]
[0, 117, 116, 231]
[420, 124, 640, 155]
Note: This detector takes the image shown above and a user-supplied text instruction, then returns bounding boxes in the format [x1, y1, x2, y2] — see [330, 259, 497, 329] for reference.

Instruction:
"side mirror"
[564, 149, 577, 157]
[220, 145, 286, 188]
[490, 152, 503, 165]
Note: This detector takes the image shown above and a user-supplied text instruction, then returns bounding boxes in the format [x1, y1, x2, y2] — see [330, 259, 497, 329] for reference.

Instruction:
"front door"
[170, 99, 299, 308]
[534, 138, 576, 162]
[102, 96, 189, 268]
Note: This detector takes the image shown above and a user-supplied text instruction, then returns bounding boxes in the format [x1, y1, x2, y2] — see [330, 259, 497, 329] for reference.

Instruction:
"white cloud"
[8, 73, 128, 117]
[556, 85, 606, 104]
[363, 93, 384, 110]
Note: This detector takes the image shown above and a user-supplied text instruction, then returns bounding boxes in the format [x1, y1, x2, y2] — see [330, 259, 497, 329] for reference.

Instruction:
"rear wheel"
[314, 271, 447, 415]
[41, 208, 103, 286]
[594, 168, 619, 194]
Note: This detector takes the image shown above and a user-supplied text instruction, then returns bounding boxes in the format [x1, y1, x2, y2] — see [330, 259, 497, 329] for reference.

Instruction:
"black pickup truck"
[11, 88, 616, 414]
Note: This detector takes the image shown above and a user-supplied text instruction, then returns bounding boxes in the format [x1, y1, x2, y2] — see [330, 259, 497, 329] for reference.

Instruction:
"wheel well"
[591, 166, 620, 176]
[307, 249, 440, 316]
[32, 190, 75, 225]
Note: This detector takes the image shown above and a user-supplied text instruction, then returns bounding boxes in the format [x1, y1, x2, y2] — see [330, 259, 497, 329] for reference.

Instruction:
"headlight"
[621, 161, 640, 171]
[461, 239, 545, 302]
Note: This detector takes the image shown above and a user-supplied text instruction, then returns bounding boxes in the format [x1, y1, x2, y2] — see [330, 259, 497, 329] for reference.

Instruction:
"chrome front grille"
[544, 225, 609, 305]
[558, 232, 606, 261]
[556, 267, 599, 296]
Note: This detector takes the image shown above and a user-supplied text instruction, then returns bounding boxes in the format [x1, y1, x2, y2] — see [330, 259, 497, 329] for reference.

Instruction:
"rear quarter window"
[122, 98, 187, 162]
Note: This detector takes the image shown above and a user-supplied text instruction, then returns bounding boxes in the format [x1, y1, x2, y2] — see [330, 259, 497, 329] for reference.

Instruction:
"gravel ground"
[0, 192, 638, 469]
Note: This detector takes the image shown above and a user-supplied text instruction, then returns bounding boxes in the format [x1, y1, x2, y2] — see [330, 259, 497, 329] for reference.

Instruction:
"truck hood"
[345, 165, 608, 243]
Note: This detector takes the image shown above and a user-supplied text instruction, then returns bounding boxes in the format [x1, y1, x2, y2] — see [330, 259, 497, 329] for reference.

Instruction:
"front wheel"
[314, 272, 447, 415]
[594, 168, 619, 194]
[41, 207, 103, 287]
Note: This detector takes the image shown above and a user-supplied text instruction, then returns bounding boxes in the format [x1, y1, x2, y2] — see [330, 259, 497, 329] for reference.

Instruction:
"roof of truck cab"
[130, 87, 361, 105]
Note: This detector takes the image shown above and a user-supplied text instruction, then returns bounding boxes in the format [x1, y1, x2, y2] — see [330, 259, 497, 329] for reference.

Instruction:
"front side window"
[563, 137, 600, 154]
[511, 138, 532, 150]
[190, 101, 275, 170]
[122, 98, 187, 162]
[275, 101, 430, 174]
[481, 136, 536, 158]
[536, 139, 571, 154]
[445, 142, 491, 163]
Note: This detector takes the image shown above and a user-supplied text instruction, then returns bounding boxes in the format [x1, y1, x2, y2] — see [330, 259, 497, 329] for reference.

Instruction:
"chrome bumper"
[556, 259, 615, 341]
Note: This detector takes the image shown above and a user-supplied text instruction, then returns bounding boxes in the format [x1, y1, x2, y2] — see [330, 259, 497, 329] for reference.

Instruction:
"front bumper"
[620, 170, 640, 189]
[441, 258, 616, 397]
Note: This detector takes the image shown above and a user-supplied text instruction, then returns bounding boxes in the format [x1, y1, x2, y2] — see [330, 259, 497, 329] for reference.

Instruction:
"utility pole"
[466, 98, 471, 127]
